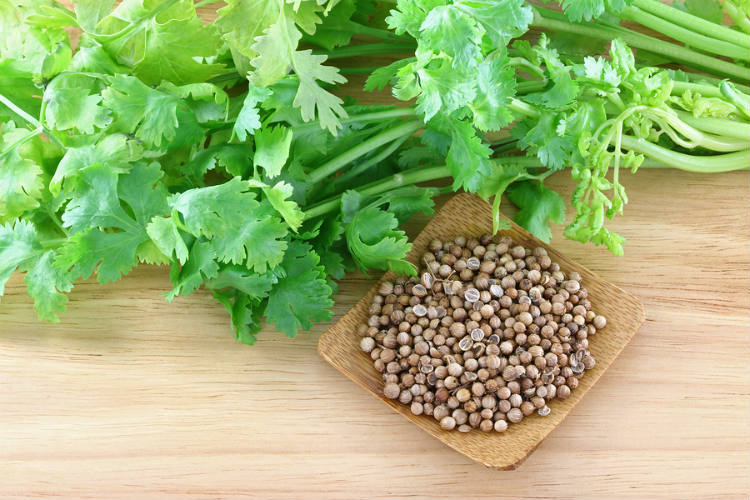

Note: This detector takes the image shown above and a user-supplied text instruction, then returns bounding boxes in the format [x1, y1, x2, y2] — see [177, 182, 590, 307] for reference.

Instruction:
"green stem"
[509, 57, 546, 79]
[308, 119, 422, 183]
[0, 93, 41, 127]
[633, 0, 750, 47]
[724, 1, 750, 35]
[317, 42, 418, 60]
[304, 165, 451, 219]
[620, 135, 750, 172]
[339, 66, 381, 75]
[516, 80, 547, 94]
[194, 0, 223, 8]
[41, 238, 68, 249]
[620, 5, 750, 61]
[671, 80, 724, 98]
[347, 22, 406, 41]
[674, 110, 750, 140]
[291, 107, 417, 134]
[532, 7, 750, 81]
[334, 133, 411, 186]
[508, 98, 540, 118]
[45, 208, 69, 237]
[0, 126, 43, 160]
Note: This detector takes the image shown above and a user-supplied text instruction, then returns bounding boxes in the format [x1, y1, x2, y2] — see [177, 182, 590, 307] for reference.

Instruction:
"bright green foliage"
[0, 0, 748, 345]
[506, 181, 566, 243]
[264, 240, 333, 337]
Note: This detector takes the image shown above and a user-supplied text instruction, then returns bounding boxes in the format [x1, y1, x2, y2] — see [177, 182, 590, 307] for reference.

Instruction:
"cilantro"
[0, 0, 747, 344]
[264, 240, 333, 337]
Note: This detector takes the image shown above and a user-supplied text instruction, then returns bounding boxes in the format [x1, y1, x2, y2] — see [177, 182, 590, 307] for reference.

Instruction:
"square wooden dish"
[317, 193, 645, 470]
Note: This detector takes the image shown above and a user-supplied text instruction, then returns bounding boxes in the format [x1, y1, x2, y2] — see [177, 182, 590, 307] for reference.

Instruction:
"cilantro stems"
[532, 7, 750, 81]
[318, 42, 418, 59]
[307, 119, 422, 183]
[632, 0, 750, 47]
[619, 5, 750, 61]
[620, 136, 750, 172]
[304, 165, 451, 219]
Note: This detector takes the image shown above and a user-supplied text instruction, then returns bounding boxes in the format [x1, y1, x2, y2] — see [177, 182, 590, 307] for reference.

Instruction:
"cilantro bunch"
[1, 0, 748, 344]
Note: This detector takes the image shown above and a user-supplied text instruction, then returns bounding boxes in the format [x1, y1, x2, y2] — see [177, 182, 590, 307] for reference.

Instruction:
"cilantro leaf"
[472, 54, 516, 131]
[232, 84, 271, 142]
[102, 75, 180, 149]
[507, 180, 566, 242]
[0, 219, 41, 297]
[167, 240, 219, 299]
[561, 0, 633, 21]
[254, 125, 293, 178]
[23, 249, 73, 322]
[419, 5, 481, 69]
[145, 216, 188, 264]
[264, 240, 333, 337]
[94, 0, 225, 85]
[0, 122, 45, 222]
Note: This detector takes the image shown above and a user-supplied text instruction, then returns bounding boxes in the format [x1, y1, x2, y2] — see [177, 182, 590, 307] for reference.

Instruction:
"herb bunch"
[1, 0, 748, 343]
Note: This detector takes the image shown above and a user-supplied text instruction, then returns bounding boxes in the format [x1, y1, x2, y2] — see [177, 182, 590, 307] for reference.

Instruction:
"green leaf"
[419, 5, 481, 69]
[95, 0, 226, 85]
[44, 85, 111, 134]
[561, 0, 632, 21]
[205, 264, 278, 300]
[146, 216, 188, 264]
[0, 219, 41, 296]
[414, 59, 476, 121]
[102, 75, 180, 149]
[426, 114, 492, 192]
[212, 289, 264, 344]
[254, 125, 293, 177]
[0, 123, 45, 222]
[364, 58, 412, 92]
[477, 160, 531, 234]
[168, 178, 288, 273]
[167, 240, 219, 299]
[23, 249, 73, 322]
[232, 84, 271, 142]
[258, 181, 304, 232]
[216, 0, 281, 75]
[472, 54, 516, 131]
[455, 0, 533, 47]
[507, 180, 566, 242]
[674, 0, 723, 24]
[344, 197, 415, 275]
[264, 240, 333, 337]
[74, 0, 117, 32]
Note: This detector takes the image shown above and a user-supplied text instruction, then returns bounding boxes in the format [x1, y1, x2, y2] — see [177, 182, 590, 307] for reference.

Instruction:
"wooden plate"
[317, 193, 645, 470]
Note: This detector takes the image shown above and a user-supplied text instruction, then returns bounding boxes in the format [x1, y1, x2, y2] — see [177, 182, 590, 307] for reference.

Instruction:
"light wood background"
[2, 4, 750, 499]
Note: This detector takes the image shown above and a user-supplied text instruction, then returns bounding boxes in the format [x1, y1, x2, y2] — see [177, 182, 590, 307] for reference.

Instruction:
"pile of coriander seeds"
[358, 234, 607, 433]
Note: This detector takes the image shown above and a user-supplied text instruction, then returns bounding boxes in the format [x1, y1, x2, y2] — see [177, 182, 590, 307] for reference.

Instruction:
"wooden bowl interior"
[317, 193, 645, 469]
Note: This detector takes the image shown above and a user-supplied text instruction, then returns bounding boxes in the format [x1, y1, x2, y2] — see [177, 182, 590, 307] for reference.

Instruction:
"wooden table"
[2, 167, 748, 499]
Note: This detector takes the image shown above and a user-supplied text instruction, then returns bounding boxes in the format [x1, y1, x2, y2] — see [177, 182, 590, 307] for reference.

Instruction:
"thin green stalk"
[347, 22, 407, 41]
[194, 0, 223, 8]
[41, 238, 68, 249]
[674, 110, 750, 140]
[620, 5, 750, 61]
[508, 98, 540, 118]
[671, 80, 724, 98]
[682, 75, 750, 95]
[516, 80, 548, 94]
[0, 126, 42, 160]
[532, 7, 750, 81]
[291, 107, 416, 134]
[620, 135, 750, 172]
[633, 0, 750, 47]
[339, 66, 381, 75]
[334, 134, 411, 186]
[45, 208, 69, 237]
[317, 42, 418, 60]
[307, 119, 422, 183]
[304, 165, 451, 219]
[0, 92, 41, 127]
[724, 1, 750, 35]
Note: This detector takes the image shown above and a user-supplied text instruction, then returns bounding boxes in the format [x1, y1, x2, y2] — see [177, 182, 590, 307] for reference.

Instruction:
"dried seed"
[538, 405, 551, 417]
[466, 257, 480, 270]
[458, 337, 473, 351]
[465, 288, 480, 302]
[471, 328, 485, 342]
[487, 334, 500, 345]
[413, 304, 427, 317]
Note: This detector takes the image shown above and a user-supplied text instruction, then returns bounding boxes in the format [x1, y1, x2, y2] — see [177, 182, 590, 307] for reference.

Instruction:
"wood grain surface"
[318, 193, 645, 470]
[1, 3, 750, 498]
